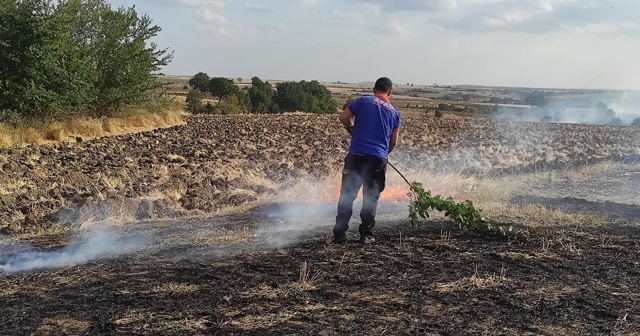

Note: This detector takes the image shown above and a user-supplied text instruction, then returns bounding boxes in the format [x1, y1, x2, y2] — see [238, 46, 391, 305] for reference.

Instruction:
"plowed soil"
[1, 114, 640, 335]
[2, 114, 640, 234]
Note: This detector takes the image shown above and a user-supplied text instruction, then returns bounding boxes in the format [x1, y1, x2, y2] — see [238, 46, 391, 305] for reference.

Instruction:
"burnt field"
[1, 114, 640, 335]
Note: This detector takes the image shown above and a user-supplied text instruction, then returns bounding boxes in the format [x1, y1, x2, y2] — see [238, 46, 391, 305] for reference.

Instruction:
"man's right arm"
[389, 114, 401, 154]
[389, 131, 399, 153]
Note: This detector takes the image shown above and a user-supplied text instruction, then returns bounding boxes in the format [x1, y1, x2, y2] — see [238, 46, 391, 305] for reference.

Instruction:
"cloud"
[162, 0, 225, 8]
[153, 0, 233, 35]
[331, 8, 365, 24]
[245, 3, 271, 13]
[385, 20, 409, 35]
[348, 0, 640, 35]
[197, 10, 232, 34]
[256, 22, 290, 33]
[295, 0, 325, 6]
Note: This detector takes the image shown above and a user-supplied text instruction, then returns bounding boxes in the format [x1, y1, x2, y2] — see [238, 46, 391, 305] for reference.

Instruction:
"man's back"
[348, 95, 401, 159]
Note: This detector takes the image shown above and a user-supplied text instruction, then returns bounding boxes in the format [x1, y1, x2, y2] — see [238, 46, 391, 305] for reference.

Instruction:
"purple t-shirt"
[348, 95, 401, 159]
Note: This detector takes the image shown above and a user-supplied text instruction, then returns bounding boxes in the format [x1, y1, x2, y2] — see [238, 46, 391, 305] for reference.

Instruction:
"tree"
[272, 80, 337, 114]
[208, 77, 239, 102]
[236, 90, 251, 113]
[632, 117, 640, 126]
[189, 72, 210, 92]
[608, 117, 624, 125]
[247, 76, 273, 113]
[0, 0, 173, 119]
[57, 0, 173, 113]
[0, 0, 90, 119]
[185, 89, 204, 113]
[523, 93, 549, 107]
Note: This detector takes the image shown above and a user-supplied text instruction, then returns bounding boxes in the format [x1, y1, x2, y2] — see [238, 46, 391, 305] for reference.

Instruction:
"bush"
[214, 95, 243, 115]
[186, 89, 204, 114]
[435, 109, 444, 118]
[437, 103, 456, 111]
[632, 117, 640, 126]
[204, 103, 214, 114]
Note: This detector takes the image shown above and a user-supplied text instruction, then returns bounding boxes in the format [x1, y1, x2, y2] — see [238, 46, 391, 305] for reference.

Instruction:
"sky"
[107, 0, 640, 90]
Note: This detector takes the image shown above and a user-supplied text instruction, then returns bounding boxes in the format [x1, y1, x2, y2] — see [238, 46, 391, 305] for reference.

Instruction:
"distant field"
[158, 75, 640, 125]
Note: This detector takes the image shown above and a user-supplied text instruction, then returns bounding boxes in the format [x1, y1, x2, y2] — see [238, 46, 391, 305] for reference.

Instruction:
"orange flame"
[286, 181, 410, 205]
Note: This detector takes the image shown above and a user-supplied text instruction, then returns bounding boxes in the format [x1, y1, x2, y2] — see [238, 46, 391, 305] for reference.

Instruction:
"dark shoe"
[332, 235, 347, 244]
[359, 233, 375, 244]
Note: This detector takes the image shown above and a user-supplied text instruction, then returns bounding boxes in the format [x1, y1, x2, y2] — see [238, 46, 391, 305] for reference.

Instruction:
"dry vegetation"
[0, 108, 185, 148]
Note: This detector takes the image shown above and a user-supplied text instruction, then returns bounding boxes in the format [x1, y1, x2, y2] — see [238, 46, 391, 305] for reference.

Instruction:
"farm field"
[1, 113, 639, 335]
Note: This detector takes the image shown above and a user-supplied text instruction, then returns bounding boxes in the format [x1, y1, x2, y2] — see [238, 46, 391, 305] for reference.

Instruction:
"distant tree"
[523, 93, 549, 107]
[189, 72, 210, 92]
[185, 89, 204, 113]
[237, 77, 243, 83]
[595, 101, 608, 112]
[236, 90, 251, 113]
[247, 76, 273, 113]
[608, 117, 624, 125]
[272, 80, 337, 113]
[632, 117, 640, 126]
[269, 102, 281, 114]
[208, 77, 239, 102]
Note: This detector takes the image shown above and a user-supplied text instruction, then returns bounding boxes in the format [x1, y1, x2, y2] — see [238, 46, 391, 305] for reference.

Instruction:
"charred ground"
[1, 203, 639, 335]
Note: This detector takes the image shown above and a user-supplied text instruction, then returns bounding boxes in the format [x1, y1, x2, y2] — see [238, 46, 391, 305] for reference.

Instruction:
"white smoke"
[0, 229, 151, 274]
[495, 90, 640, 125]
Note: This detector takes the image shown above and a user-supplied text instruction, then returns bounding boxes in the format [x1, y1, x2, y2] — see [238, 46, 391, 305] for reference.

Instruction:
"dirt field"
[1, 114, 640, 335]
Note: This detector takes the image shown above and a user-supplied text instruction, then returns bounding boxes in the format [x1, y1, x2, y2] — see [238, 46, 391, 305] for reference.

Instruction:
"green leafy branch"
[407, 182, 530, 240]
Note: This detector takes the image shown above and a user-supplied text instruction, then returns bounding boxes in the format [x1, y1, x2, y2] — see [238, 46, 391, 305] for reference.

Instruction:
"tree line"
[185, 73, 338, 115]
[0, 0, 173, 123]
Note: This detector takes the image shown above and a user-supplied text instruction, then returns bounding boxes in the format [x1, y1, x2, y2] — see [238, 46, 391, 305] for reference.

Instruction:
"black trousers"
[334, 153, 387, 236]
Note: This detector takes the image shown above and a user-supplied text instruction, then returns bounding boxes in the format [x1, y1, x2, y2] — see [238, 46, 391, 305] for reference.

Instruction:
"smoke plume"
[496, 90, 640, 125]
[0, 229, 151, 274]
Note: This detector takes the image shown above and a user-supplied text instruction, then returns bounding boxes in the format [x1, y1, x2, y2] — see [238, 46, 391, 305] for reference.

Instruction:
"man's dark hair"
[374, 77, 393, 92]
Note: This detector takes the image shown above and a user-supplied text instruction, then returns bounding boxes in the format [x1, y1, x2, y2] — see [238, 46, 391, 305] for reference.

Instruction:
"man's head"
[374, 77, 393, 97]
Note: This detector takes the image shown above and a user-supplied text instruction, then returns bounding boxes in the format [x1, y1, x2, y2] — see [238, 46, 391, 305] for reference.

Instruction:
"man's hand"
[345, 125, 354, 136]
[340, 108, 355, 136]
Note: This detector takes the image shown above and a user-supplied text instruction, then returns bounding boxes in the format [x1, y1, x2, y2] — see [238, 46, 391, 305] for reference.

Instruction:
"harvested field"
[1, 114, 640, 335]
[1, 114, 639, 234]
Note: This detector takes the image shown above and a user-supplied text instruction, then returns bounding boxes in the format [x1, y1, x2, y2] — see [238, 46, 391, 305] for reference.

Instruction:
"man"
[333, 77, 401, 244]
